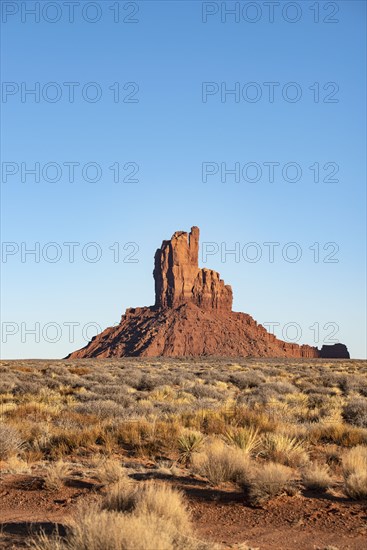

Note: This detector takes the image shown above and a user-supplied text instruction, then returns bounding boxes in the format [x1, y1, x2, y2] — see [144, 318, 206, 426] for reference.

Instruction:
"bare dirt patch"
[1, 470, 366, 549]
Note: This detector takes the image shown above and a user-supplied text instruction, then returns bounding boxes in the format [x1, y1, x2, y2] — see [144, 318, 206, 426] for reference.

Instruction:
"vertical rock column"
[154, 226, 232, 312]
[154, 226, 200, 309]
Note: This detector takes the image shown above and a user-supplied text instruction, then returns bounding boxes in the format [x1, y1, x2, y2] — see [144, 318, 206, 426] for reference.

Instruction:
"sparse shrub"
[13, 380, 43, 395]
[342, 445, 367, 476]
[260, 433, 308, 467]
[342, 398, 367, 428]
[178, 430, 205, 465]
[103, 480, 139, 512]
[192, 439, 252, 485]
[68, 366, 92, 376]
[104, 479, 191, 531]
[308, 423, 367, 447]
[231, 407, 278, 433]
[1, 456, 29, 474]
[135, 481, 191, 532]
[43, 460, 71, 491]
[324, 447, 341, 467]
[229, 372, 264, 389]
[95, 459, 127, 486]
[187, 384, 223, 400]
[119, 371, 142, 389]
[301, 462, 333, 492]
[342, 446, 367, 499]
[45, 424, 104, 458]
[31, 502, 213, 550]
[74, 400, 125, 419]
[339, 374, 367, 395]
[344, 472, 367, 500]
[155, 460, 180, 476]
[137, 374, 165, 391]
[262, 381, 297, 395]
[0, 423, 24, 459]
[241, 462, 294, 505]
[91, 383, 133, 405]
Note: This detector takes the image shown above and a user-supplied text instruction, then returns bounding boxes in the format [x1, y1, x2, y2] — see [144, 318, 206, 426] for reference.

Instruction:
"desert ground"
[0, 357, 366, 549]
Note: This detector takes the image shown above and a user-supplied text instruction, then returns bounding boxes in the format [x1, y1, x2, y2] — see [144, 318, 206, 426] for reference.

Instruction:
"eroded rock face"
[320, 343, 350, 359]
[67, 227, 350, 359]
[153, 226, 232, 311]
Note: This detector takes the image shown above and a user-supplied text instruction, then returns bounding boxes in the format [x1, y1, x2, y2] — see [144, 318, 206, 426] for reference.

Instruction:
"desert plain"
[0, 357, 366, 549]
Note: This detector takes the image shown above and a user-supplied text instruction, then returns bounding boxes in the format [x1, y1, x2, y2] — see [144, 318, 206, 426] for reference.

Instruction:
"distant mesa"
[67, 227, 349, 359]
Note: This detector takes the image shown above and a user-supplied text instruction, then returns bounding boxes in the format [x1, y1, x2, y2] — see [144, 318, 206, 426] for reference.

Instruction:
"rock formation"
[154, 227, 232, 311]
[67, 226, 349, 359]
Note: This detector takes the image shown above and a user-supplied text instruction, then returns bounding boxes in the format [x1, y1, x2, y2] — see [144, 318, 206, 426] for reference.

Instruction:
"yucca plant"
[177, 430, 205, 466]
[224, 427, 260, 456]
[260, 433, 308, 467]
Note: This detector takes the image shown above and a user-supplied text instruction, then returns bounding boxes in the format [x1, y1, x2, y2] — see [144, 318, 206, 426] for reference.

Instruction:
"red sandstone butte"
[67, 227, 349, 359]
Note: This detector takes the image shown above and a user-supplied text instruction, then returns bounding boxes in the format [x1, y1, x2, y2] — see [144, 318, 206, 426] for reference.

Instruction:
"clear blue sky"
[1, 0, 366, 359]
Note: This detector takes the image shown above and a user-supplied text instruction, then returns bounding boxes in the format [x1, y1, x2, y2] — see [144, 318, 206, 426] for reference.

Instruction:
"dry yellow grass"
[242, 462, 294, 505]
[1, 357, 366, 508]
[192, 439, 252, 485]
[301, 462, 333, 492]
[43, 461, 72, 491]
[32, 487, 213, 550]
[95, 458, 127, 486]
[260, 433, 308, 467]
[342, 446, 367, 499]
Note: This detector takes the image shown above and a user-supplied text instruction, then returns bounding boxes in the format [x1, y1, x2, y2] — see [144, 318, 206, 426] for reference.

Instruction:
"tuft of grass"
[344, 472, 367, 500]
[307, 423, 367, 447]
[301, 462, 333, 492]
[103, 479, 191, 533]
[102, 480, 139, 513]
[32, 492, 214, 550]
[241, 462, 294, 505]
[0, 456, 29, 474]
[192, 439, 252, 485]
[342, 446, 367, 499]
[0, 423, 24, 459]
[342, 399, 367, 428]
[95, 458, 127, 486]
[342, 445, 367, 477]
[31, 506, 189, 550]
[135, 481, 191, 533]
[43, 460, 71, 491]
[155, 460, 180, 476]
